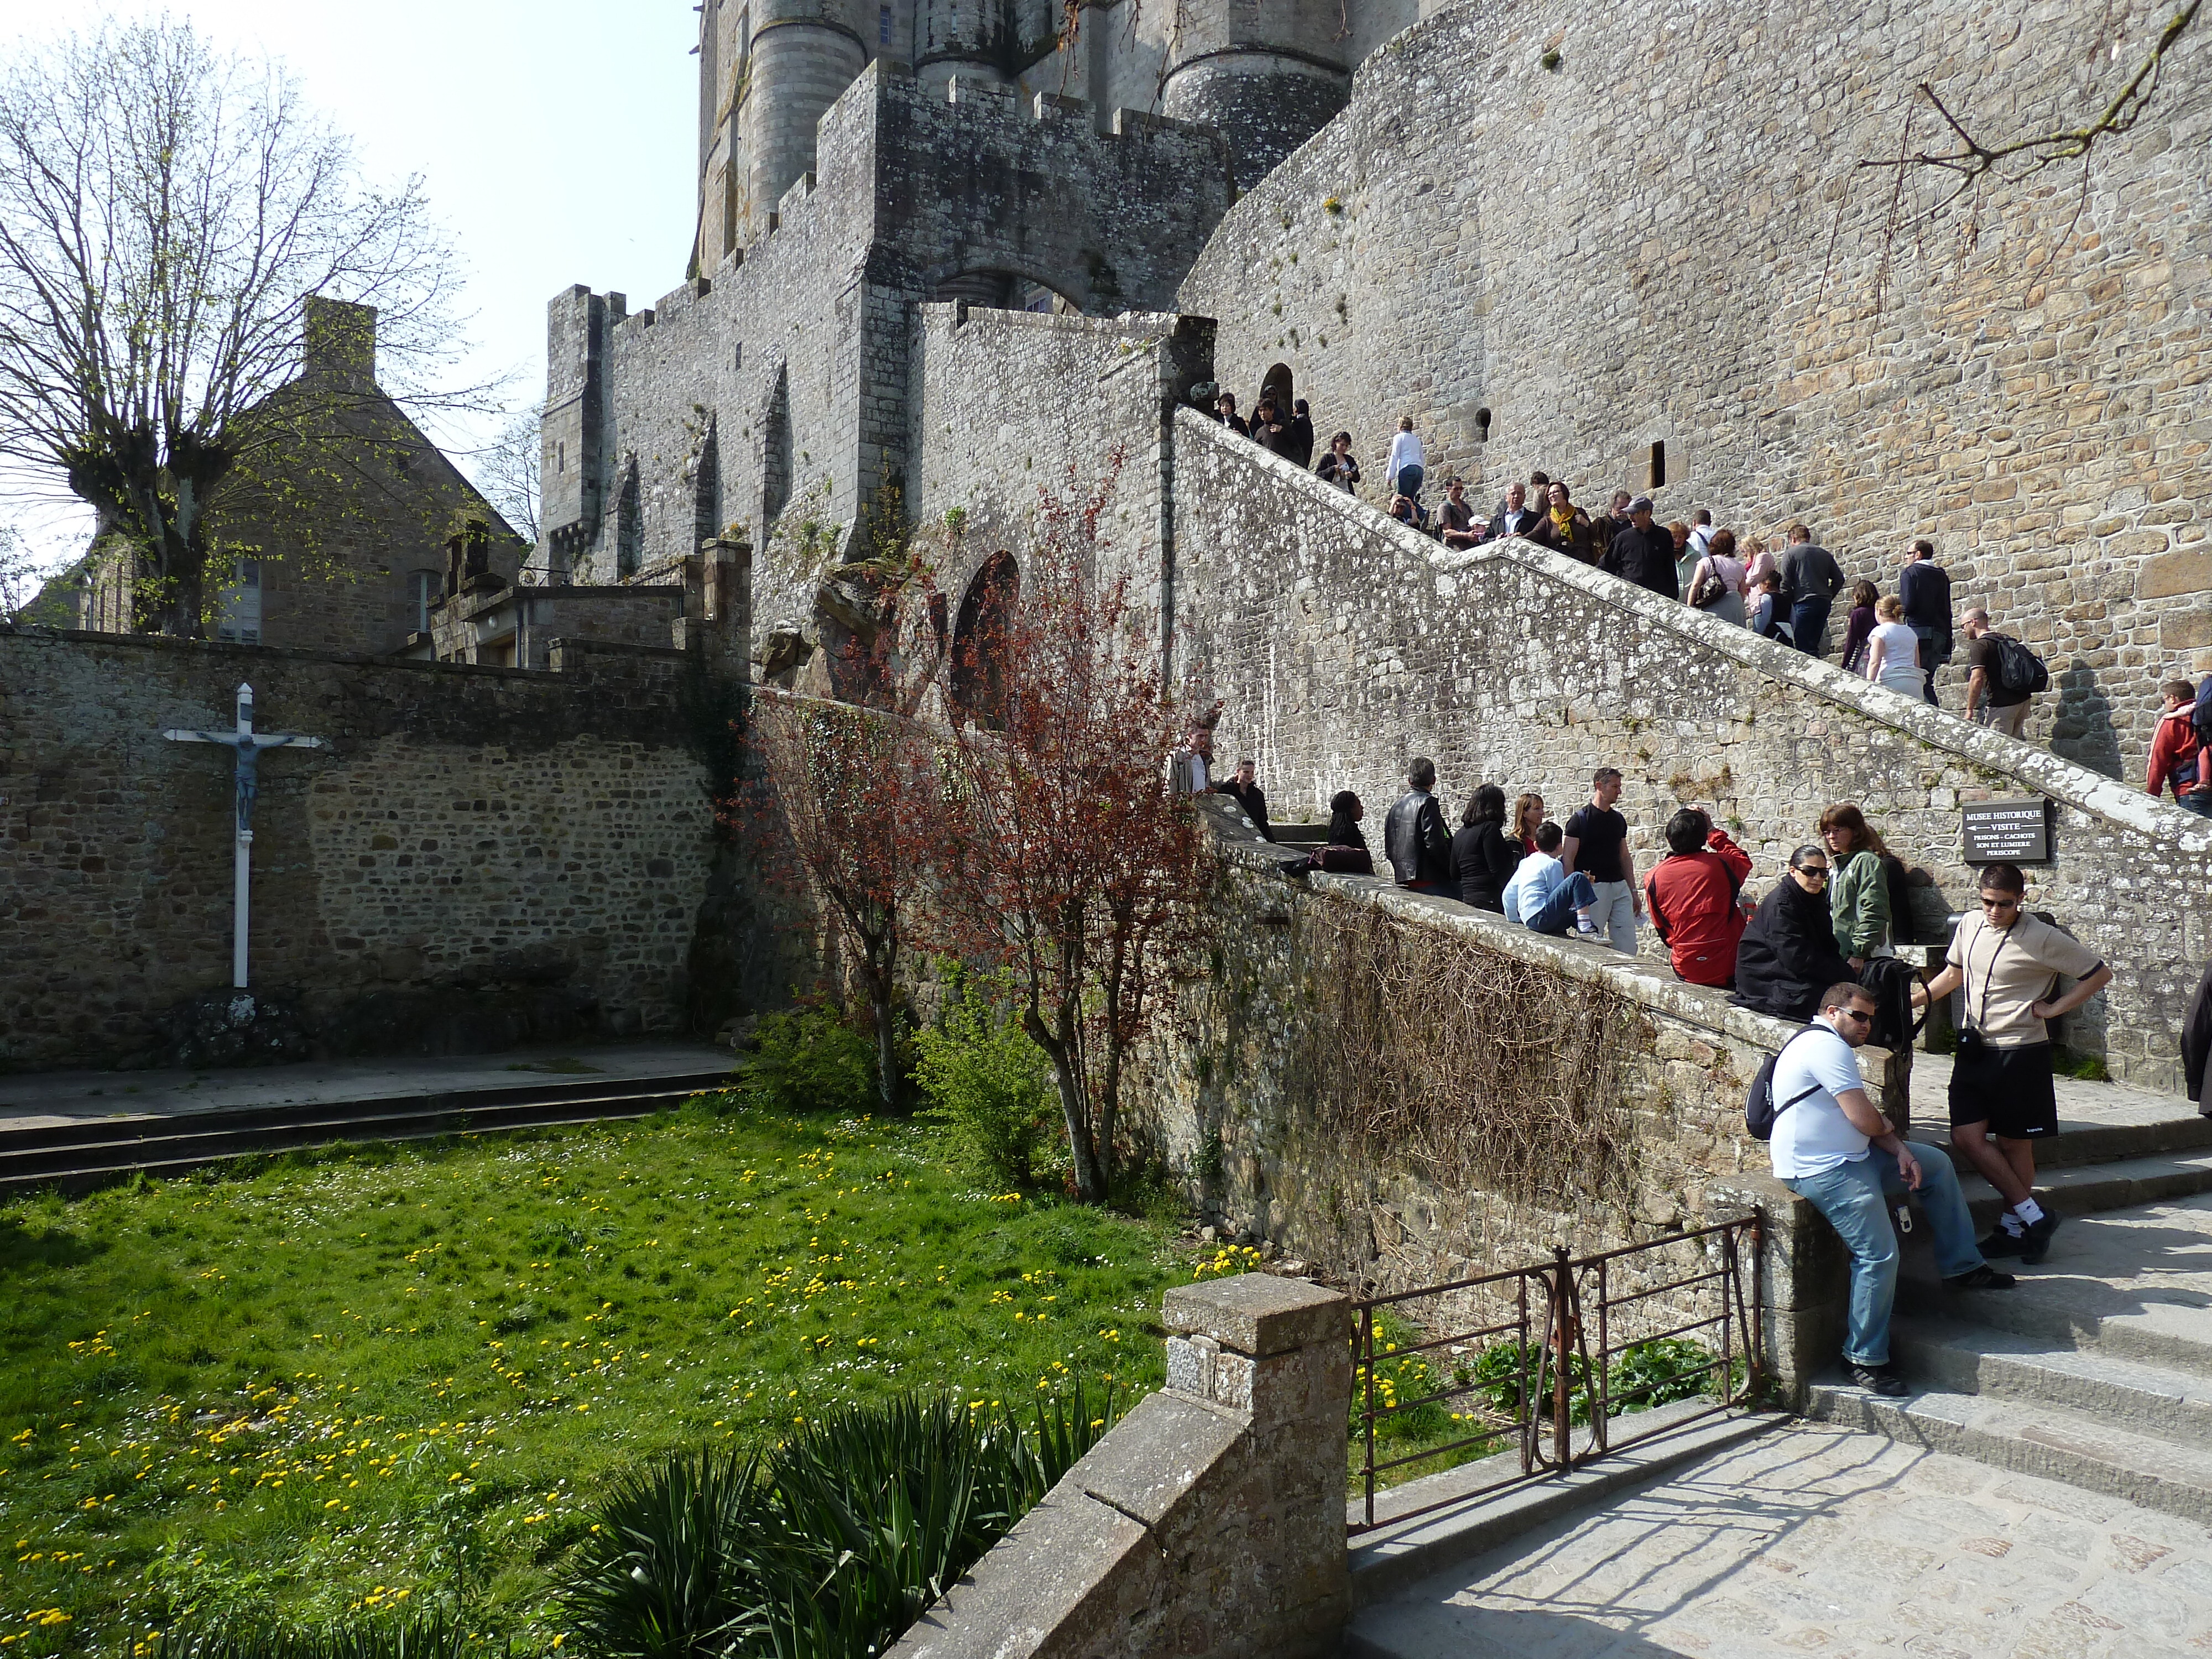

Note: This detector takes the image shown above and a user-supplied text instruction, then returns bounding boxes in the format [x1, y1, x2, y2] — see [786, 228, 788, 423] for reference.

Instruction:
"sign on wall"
[1961, 797, 2053, 865]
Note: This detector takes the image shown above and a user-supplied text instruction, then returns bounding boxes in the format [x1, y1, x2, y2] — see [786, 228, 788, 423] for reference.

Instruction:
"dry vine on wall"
[1293, 904, 1640, 1243]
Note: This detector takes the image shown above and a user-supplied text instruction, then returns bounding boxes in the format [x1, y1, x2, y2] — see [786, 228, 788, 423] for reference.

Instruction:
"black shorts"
[1948, 1041, 2059, 1140]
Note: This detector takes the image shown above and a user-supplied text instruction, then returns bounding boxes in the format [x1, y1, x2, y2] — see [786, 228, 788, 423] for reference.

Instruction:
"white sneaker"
[1575, 916, 1599, 935]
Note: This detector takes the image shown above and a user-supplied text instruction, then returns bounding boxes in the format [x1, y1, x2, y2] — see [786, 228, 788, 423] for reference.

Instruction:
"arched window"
[949, 551, 1019, 727]
[615, 462, 643, 580]
[1261, 362, 1293, 412]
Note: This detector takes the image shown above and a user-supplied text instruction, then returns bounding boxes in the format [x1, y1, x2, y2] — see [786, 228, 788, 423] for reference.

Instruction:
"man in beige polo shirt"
[1912, 861, 2111, 1264]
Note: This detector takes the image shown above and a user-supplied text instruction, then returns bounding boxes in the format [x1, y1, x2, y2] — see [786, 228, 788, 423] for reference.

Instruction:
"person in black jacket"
[1605, 495, 1680, 600]
[1384, 758, 1454, 895]
[1450, 783, 1521, 912]
[1731, 846, 1857, 1021]
[1219, 759, 1272, 841]
[1326, 789, 1367, 852]
[1285, 399, 1316, 469]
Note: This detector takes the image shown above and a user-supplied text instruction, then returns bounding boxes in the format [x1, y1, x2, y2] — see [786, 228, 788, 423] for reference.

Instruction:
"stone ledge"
[1062, 1390, 1243, 1528]
[1164, 1270, 1349, 1357]
[1173, 408, 2212, 853]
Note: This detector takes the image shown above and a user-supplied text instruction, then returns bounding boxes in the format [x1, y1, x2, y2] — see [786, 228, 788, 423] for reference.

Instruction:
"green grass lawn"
[0, 1100, 1187, 1655]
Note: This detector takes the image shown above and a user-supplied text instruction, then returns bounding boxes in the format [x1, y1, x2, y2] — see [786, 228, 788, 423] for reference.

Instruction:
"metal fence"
[1349, 1214, 1762, 1533]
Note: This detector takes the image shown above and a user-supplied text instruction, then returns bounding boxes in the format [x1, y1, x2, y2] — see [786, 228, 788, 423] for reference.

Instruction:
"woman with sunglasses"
[1731, 845, 1859, 1021]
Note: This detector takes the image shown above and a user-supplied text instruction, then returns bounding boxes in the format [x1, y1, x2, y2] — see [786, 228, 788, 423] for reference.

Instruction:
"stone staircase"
[1806, 1057, 2212, 1526]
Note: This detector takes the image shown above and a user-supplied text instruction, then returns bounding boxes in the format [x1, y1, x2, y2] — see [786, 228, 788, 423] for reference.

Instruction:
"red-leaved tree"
[743, 686, 921, 1111]
[921, 461, 1212, 1203]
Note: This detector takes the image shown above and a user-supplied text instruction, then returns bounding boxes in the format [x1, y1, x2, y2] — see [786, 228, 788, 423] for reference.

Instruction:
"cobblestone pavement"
[1349, 1421, 2212, 1658]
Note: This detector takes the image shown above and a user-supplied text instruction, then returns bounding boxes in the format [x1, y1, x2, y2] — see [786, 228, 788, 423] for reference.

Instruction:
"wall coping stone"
[1200, 802, 1890, 1084]
[1162, 1270, 1347, 1357]
[1173, 408, 2212, 853]
[1057, 1390, 1245, 1526]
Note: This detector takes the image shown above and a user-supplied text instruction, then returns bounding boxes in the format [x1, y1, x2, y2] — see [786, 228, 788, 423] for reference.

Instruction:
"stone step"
[1892, 1191, 2212, 1378]
[1804, 1379, 2212, 1530]
[1885, 1314, 2212, 1449]
[1927, 1110, 2212, 1172]
[1949, 1145, 2212, 1229]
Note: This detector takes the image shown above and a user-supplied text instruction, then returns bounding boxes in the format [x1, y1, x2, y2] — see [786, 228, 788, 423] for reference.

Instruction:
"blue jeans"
[1394, 463, 1424, 500]
[1790, 596, 1832, 658]
[2181, 791, 2212, 818]
[1524, 872, 1597, 935]
[1785, 1142, 1984, 1367]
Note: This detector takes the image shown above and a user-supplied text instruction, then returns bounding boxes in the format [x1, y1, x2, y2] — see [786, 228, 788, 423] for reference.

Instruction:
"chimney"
[302, 295, 378, 380]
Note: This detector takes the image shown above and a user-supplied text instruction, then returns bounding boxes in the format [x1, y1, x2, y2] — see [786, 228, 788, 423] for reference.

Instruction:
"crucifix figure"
[164, 683, 327, 993]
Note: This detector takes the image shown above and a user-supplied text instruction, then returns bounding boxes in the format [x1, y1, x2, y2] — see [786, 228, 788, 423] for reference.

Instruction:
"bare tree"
[473, 403, 543, 557]
[0, 19, 482, 636]
[1859, 2, 2202, 211]
[0, 521, 36, 623]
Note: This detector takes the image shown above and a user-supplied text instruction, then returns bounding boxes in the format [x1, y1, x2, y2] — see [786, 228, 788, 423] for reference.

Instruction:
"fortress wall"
[1172, 412, 2212, 1091]
[0, 632, 722, 1070]
[909, 305, 1212, 622]
[1177, 0, 2212, 781]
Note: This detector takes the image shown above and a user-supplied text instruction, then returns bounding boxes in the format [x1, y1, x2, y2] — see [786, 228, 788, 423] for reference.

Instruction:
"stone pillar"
[679, 536, 753, 673]
[889, 1272, 1352, 1659]
[1707, 1173, 1849, 1410]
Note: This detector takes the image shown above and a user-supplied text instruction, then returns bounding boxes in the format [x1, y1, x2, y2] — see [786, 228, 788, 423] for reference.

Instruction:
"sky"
[0, 0, 701, 573]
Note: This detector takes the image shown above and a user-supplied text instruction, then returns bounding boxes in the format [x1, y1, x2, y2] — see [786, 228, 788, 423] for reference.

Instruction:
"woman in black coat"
[1451, 784, 1521, 913]
[1731, 846, 1856, 1020]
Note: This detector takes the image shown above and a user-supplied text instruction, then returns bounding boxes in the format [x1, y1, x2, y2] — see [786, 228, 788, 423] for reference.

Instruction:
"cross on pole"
[164, 683, 327, 992]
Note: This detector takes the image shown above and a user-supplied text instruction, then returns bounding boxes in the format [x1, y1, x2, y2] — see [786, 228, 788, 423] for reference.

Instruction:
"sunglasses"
[1979, 896, 2020, 911]
[1833, 1008, 1874, 1025]
[1792, 865, 1831, 880]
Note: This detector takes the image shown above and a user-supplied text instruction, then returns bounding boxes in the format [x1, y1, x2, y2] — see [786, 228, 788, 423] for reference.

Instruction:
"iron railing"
[1349, 1213, 1762, 1533]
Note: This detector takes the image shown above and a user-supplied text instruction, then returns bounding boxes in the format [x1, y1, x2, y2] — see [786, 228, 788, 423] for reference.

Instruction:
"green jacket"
[1830, 848, 1890, 959]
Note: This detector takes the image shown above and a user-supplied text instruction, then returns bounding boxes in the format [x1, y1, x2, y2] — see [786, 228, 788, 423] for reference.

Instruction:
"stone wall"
[546, 60, 1231, 685]
[1176, 0, 2212, 780]
[1131, 819, 1858, 1400]
[0, 630, 727, 1070]
[1170, 413, 2212, 1090]
[909, 304, 1213, 651]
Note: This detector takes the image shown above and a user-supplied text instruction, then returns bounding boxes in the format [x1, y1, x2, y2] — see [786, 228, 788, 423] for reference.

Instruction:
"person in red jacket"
[1645, 807, 1754, 987]
[2147, 679, 2212, 817]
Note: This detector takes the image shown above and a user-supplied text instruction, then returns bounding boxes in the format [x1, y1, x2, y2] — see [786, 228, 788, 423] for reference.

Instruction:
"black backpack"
[1990, 633, 2049, 696]
[1745, 1025, 1829, 1141]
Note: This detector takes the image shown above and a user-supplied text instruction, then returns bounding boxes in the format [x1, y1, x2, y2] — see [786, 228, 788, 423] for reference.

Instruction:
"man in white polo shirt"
[1772, 982, 2014, 1397]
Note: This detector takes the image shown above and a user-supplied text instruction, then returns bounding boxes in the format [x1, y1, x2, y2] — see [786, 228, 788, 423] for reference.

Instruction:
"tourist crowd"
[1203, 397, 2097, 747]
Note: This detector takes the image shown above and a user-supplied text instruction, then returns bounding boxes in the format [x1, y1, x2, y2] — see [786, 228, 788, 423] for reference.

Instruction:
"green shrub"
[153, 1615, 492, 1659]
[727, 1003, 880, 1118]
[560, 1383, 1117, 1659]
[913, 973, 1056, 1187]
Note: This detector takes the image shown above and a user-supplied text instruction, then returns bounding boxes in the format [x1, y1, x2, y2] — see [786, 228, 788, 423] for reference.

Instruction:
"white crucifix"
[164, 683, 327, 992]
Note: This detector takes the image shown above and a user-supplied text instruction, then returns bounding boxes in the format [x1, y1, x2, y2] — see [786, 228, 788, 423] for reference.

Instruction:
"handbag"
[1687, 559, 1727, 610]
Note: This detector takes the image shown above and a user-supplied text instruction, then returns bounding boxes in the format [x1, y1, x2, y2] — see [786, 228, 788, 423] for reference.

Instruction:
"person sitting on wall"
[1503, 821, 1599, 936]
[1220, 758, 1273, 841]
[1451, 783, 1522, 913]
[1383, 758, 1454, 897]
[1314, 430, 1361, 494]
[1772, 982, 2015, 1399]
[1437, 478, 1483, 549]
[1388, 492, 1427, 531]
[1213, 392, 1249, 437]
[1486, 480, 1541, 541]
[1732, 844, 1857, 1020]
[1312, 789, 1375, 874]
[1531, 480, 1597, 564]
[1747, 569, 1794, 644]
[1644, 807, 1752, 988]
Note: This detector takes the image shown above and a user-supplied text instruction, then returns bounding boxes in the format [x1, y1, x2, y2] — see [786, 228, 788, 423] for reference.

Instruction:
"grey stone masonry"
[1177, 0, 2212, 782]
[1172, 410, 2212, 1091]
[888, 1272, 1352, 1659]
